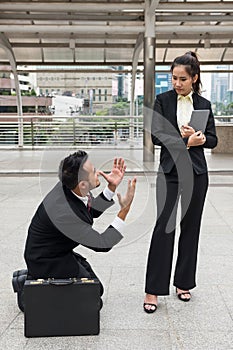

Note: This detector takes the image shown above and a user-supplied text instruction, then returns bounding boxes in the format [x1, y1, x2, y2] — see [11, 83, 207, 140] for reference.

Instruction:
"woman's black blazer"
[151, 89, 218, 174]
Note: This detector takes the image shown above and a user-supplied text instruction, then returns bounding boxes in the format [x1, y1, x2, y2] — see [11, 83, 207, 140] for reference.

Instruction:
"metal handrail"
[0, 114, 232, 148]
[0, 115, 143, 148]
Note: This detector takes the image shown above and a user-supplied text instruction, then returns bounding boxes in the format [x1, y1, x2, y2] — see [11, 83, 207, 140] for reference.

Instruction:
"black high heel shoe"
[176, 288, 191, 302]
[143, 302, 157, 313]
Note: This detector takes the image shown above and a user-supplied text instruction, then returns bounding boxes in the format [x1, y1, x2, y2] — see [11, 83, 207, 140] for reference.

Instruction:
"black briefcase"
[24, 277, 101, 337]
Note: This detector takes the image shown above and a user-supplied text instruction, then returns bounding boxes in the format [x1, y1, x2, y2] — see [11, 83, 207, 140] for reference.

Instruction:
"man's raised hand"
[98, 158, 126, 192]
[117, 177, 137, 221]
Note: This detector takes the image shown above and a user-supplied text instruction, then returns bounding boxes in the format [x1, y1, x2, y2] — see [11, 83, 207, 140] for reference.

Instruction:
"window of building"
[105, 89, 107, 102]
[99, 89, 101, 101]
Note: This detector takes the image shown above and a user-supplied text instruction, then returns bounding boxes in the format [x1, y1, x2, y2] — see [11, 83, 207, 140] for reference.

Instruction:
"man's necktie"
[87, 193, 91, 212]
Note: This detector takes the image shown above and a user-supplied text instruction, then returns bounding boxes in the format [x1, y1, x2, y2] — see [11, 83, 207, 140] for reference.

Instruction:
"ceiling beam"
[0, 2, 233, 12]
[0, 24, 144, 34]
[0, 13, 144, 21]
[10, 42, 233, 49]
[4, 33, 233, 41]
[1, 60, 233, 67]
[11, 43, 136, 48]
[157, 33, 233, 40]
[5, 33, 139, 40]
[155, 25, 233, 35]
[157, 2, 233, 12]
[155, 14, 233, 22]
[1, 13, 232, 23]
[1, 24, 232, 35]
[0, 2, 145, 12]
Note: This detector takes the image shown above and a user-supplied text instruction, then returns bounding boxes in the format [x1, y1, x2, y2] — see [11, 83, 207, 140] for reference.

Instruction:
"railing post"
[31, 118, 34, 146]
[72, 118, 76, 145]
[129, 115, 134, 147]
[114, 121, 118, 145]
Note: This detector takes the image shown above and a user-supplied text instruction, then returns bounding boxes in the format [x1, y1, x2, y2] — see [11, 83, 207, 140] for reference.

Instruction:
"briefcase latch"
[81, 278, 95, 283]
[29, 279, 45, 285]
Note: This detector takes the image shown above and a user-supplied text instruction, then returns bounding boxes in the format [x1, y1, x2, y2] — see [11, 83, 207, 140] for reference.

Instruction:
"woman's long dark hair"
[171, 51, 202, 94]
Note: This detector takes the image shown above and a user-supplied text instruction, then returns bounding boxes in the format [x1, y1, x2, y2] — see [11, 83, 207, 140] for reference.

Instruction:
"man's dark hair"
[58, 150, 89, 189]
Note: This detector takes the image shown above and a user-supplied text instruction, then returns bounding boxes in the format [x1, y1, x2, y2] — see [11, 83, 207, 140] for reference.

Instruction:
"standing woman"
[144, 52, 218, 313]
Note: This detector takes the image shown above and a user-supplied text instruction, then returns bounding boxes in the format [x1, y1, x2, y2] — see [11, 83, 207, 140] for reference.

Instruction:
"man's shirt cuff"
[111, 216, 125, 235]
[103, 186, 115, 201]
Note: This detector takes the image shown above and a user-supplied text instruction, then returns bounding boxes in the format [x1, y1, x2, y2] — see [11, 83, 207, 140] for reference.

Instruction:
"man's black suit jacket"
[24, 182, 123, 279]
[151, 89, 218, 174]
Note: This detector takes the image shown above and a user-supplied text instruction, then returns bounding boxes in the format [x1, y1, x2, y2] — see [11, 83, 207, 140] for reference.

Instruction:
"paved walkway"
[0, 148, 233, 349]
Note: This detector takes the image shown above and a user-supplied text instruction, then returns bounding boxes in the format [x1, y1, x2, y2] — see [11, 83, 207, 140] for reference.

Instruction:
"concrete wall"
[212, 123, 233, 154]
[0, 95, 52, 107]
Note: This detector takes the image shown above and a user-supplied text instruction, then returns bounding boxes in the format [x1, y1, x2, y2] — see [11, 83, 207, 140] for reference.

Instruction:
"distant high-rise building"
[211, 66, 229, 103]
[228, 65, 233, 104]
[155, 72, 172, 95]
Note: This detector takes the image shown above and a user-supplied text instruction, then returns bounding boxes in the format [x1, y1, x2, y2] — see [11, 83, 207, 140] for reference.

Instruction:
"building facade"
[0, 66, 52, 114]
[37, 70, 116, 114]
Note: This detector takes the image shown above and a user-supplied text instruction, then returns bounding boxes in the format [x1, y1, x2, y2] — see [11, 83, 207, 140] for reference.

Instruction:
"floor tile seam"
[161, 297, 183, 349]
[0, 313, 20, 340]
[206, 199, 233, 234]
[216, 285, 233, 323]
[102, 266, 114, 304]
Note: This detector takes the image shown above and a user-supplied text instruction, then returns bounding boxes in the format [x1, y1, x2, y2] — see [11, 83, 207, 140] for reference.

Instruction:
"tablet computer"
[189, 109, 210, 132]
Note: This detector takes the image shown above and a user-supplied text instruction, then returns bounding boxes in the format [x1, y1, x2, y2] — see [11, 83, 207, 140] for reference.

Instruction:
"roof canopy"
[0, 0, 233, 68]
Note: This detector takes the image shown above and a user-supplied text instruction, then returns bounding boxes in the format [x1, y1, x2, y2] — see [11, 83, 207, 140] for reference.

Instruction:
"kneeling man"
[23, 150, 136, 301]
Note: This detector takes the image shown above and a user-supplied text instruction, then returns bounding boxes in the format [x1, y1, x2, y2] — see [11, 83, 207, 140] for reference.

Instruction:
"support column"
[0, 33, 23, 147]
[130, 32, 144, 147]
[143, 0, 158, 162]
[143, 36, 155, 161]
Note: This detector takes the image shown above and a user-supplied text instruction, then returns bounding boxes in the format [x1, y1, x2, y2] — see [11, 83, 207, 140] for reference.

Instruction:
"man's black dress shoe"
[12, 269, 28, 312]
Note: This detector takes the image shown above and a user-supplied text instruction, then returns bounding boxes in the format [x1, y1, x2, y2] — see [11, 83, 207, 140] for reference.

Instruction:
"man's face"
[82, 159, 100, 191]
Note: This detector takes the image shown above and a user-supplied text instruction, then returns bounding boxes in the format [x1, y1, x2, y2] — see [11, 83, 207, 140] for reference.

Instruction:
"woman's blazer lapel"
[166, 89, 179, 130]
[192, 93, 202, 110]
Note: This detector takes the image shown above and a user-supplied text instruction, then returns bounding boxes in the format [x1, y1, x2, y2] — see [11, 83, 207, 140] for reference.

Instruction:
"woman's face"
[172, 65, 198, 96]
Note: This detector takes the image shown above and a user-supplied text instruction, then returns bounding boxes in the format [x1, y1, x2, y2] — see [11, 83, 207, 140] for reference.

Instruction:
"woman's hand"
[180, 125, 195, 138]
[187, 131, 206, 147]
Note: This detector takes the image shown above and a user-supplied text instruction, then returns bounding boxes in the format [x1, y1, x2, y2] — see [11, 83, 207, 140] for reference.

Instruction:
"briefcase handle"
[48, 278, 75, 286]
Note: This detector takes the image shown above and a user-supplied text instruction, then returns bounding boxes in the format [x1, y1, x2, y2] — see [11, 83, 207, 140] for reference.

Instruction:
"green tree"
[226, 102, 233, 115]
